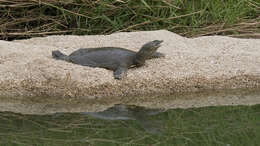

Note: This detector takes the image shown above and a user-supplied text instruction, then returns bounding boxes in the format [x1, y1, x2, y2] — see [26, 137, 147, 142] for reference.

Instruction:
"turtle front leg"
[113, 66, 128, 80]
[149, 52, 165, 59]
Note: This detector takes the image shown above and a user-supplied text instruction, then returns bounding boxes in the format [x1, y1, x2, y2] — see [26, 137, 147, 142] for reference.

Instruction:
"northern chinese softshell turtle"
[52, 40, 164, 79]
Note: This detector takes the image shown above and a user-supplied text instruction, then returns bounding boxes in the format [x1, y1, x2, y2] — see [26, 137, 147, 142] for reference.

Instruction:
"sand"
[0, 30, 260, 114]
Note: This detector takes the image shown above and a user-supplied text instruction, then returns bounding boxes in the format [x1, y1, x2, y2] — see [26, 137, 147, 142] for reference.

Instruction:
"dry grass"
[0, 0, 259, 40]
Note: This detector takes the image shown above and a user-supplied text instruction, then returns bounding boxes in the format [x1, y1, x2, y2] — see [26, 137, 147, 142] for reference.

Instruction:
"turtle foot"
[114, 67, 127, 80]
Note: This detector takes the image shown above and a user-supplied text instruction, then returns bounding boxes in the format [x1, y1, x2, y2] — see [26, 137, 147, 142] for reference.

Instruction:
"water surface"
[0, 104, 259, 146]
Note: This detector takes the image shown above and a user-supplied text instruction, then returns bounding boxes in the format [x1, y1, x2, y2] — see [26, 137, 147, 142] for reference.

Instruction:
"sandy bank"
[0, 30, 260, 114]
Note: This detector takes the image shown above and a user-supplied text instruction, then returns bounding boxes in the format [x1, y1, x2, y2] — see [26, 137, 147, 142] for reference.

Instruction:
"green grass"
[0, 104, 259, 146]
[0, 0, 259, 40]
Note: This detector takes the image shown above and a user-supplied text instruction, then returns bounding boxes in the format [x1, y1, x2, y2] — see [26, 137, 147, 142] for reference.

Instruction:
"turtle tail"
[52, 50, 69, 61]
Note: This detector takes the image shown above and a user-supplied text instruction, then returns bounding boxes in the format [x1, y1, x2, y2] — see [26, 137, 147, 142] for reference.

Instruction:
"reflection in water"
[0, 104, 259, 145]
[52, 104, 165, 134]
[82, 104, 165, 134]
[82, 104, 164, 120]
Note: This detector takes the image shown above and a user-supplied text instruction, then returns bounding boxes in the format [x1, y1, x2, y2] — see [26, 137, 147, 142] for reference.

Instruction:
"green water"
[0, 104, 259, 146]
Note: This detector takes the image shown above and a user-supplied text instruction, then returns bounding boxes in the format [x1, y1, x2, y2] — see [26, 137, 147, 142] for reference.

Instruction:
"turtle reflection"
[82, 104, 165, 134]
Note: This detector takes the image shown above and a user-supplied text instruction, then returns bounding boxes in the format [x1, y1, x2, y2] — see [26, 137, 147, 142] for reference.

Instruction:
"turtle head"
[135, 40, 163, 66]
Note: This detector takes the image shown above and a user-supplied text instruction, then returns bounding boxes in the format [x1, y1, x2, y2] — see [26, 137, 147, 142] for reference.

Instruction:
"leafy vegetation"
[0, 0, 259, 40]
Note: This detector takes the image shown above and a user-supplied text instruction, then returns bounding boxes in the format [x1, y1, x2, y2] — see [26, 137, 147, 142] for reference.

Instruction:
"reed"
[0, 0, 259, 40]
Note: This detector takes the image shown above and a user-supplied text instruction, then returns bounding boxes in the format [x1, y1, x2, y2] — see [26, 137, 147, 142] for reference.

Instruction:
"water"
[0, 104, 259, 146]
